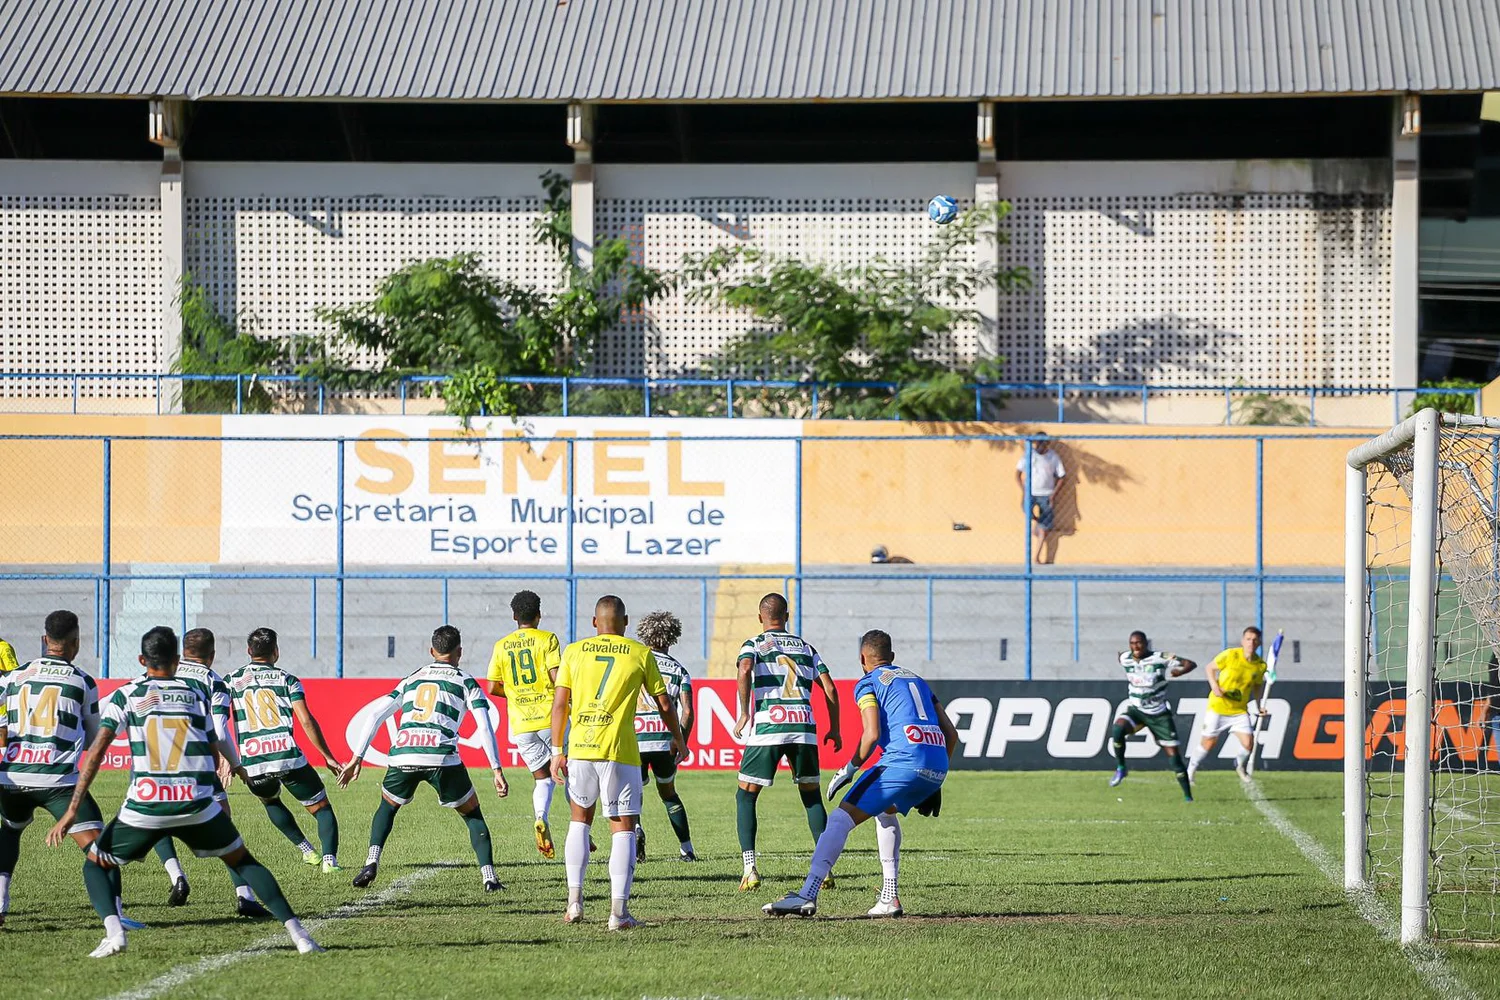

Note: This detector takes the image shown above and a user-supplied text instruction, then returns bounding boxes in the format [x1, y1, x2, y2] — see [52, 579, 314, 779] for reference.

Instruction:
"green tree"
[1408, 379, 1483, 417]
[681, 202, 1029, 419]
[173, 280, 296, 413]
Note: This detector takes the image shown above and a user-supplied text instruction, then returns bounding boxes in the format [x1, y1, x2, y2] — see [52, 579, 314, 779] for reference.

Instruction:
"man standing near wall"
[1016, 434, 1066, 564]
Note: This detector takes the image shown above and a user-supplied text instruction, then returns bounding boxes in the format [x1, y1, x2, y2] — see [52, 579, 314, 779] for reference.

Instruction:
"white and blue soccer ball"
[927, 194, 960, 225]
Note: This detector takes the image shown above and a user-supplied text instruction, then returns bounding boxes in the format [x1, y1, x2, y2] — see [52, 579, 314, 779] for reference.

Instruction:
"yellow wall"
[0, 416, 222, 564]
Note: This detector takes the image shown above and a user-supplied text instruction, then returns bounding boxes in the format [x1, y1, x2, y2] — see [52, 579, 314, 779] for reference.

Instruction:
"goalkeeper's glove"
[827, 760, 859, 801]
[915, 788, 942, 818]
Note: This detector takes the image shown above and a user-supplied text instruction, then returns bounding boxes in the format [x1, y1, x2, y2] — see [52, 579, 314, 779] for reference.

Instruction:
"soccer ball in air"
[927, 195, 959, 225]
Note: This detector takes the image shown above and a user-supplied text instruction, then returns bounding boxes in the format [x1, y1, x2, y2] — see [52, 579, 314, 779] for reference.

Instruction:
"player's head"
[757, 593, 788, 628]
[182, 627, 215, 665]
[636, 610, 682, 653]
[431, 625, 462, 664]
[593, 595, 627, 636]
[511, 590, 542, 627]
[1128, 630, 1148, 656]
[1241, 626, 1262, 654]
[139, 625, 180, 677]
[858, 629, 894, 672]
[247, 627, 279, 664]
[43, 609, 80, 660]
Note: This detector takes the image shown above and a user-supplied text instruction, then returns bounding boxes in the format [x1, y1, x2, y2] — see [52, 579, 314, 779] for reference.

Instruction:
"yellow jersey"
[487, 628, 562, 734]
[557, 634, 665, 765]
[1208, 647, 1267, 715]
[0, 639, 17, 674]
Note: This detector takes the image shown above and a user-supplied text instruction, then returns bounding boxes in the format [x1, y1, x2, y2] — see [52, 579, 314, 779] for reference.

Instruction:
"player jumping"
[224, 627, 345, 873]
[48, 626, 322, 958]
[484, 590, 563, 860]
[1187, 626, 1269, 783]
[1109, 630, 1197, 801]
[550, 595, 685, 929]
[633, 610, 696, 863]
[733, 593, 841, 892]
[342, 625, 508, 892]
[765, 630, 956, 918]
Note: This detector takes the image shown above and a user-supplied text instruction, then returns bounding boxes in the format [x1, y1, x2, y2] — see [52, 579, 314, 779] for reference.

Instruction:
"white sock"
[297, 839, 315, 855]
[800, 809, 856, 901]
[366, 845, 382, 866]
[1236, 751, 1250, 767]
[532, 778, 555, 821]
[284, 917, 311, 944]
[162, 858, 185, 882]
[235, 884, 255, 902]
[103, 914, 125, 943]
[680, 839, 694, 855]
[742, 849, 757, 873]
[480, 864, 496, 885]
[565, 821, 591, 902]
[1187, 743, 1209, 775]
[874, 812, 902, 903]
[323, 854, 336, 866]
[609, 829, 637, 916]
[0, 872, 10, 913]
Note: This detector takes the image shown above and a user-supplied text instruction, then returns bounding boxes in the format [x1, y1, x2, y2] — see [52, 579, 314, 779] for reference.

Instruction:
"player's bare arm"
[654, 691, 687, 761]
[677, 687, 695, 757]
[1206, 661, 1225, 698]
[933, 696, 960, 761]
[483, 678, 505, 698]
[827, 702, 882, 800]
[45, 725, 113, 847]
[818, 671, 843, 752]
[466, 688, 508, 798]
[1252, 680, 1269, 716]
[292, 700, 345, 774]
[733, 654, 754, 739]
[1171, 657, 1198, 677]
[549, 683, 571, 781]
[340, 692, 400, 787]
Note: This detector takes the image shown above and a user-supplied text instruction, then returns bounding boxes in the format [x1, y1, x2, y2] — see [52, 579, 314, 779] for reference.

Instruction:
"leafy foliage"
[173, 281, 296, 414]
[1233, 390, 1310, 426]
[1409, 378, 1483, 418]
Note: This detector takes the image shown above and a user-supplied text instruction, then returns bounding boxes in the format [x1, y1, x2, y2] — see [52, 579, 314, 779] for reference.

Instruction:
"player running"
[765, 630, 956, 918]
[485, 590, 563, 860]
[153, 627, 271, 918]
[224, 627, 344, 873]
[633, 610, 695, 863]
[47, 626, 322, 958]
[1109, 630, 1197, 801]
[0, 611, 140, 931]
[550, 595, 685, 929]
[733, 593, 841, 892]
[1186, 626, 1269, 783]
[342, 625, 508, 892]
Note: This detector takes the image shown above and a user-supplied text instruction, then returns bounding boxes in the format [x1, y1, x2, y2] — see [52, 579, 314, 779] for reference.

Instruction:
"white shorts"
[1201, 711, 1254, 738]
[511, 728, 554, 774]
[565, 759, 642, 818]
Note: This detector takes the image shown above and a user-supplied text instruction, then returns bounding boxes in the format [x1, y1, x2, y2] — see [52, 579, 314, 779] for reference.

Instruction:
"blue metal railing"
[0, 371, 1478, 426]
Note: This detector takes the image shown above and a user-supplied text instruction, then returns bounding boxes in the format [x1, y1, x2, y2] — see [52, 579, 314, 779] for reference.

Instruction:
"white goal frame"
[1344, 408, 1500, 944]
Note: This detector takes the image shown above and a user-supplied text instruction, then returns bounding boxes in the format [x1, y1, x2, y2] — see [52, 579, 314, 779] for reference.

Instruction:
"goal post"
[1346, 408, 1500, 944]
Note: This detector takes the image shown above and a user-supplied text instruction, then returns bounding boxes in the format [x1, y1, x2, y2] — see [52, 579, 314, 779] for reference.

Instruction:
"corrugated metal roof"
[2, 0, 1497, 101]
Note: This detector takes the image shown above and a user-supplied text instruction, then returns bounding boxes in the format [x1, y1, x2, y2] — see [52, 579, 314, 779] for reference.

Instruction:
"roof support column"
[150, 99, 188, 414]
[974, 100, 1000, 367]
[1391, 93, 1420, 390]
[567, 102, 595, 271]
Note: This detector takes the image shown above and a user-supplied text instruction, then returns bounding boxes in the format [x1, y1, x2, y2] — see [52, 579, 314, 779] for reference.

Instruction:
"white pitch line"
[102, 863, 453, 1000]
[1435, 801, 1481, 824]
[1241, 780, 1476, 1000]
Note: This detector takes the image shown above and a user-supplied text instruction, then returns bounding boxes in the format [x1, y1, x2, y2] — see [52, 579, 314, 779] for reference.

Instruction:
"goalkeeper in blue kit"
[764, 630, 957, 918]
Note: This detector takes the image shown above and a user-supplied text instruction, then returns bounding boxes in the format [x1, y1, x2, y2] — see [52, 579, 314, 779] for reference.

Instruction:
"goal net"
[1347, 409, 1500, 944]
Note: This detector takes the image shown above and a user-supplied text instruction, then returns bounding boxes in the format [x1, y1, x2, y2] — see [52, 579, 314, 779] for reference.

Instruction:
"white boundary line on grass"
[102, 863, 453, 1000]
[1242, 780, 1476, 1000]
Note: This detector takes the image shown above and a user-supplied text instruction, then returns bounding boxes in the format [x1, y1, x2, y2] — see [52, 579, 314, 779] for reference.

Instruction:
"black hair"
[182, 627, 215, 658]
[432, 625, 461, 655]
[247, 627, 278, 659]
[511, 590, 542, 625]
[759, 593, 789, 620]
[1243, 625, 1263, 637]
[1129, 630, 1148, 643]
[595, 594, 626, 619]
[141, 626, 179, 669]
[44, 609, 79, 642]
[860, 629, 894, 661]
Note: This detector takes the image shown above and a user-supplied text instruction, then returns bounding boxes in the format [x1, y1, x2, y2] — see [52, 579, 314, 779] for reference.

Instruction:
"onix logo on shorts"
[242, 735, 294, 758]
[134, 776, 198, 802]
[766, 704, 814, 726]
[904, 724, 946, 747]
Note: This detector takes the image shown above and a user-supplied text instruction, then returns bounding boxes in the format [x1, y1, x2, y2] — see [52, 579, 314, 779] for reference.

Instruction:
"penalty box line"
[101, 862, 456, 1000]
[1241, 780, 1476, 1000]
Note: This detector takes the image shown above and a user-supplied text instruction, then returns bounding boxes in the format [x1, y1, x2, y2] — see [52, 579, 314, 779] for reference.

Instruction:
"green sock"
[735, 788, 758, 853]
[368, 800, 398, 859]
[1169, 752, 1192, 797]
[662, 794, 691, 845]
[153, 837, 178, 864]
[462, 810, 493, 869]
[1110, 722, 1129, 767]
[230, 855, 294, 922]
[226, 861, 249, 889]
[0, 824, 19, 875]
[315, 806, 339, 858]
[799, 785, 827, 842]
[263, 799, 308, 849]
[83, 859, 117, 920]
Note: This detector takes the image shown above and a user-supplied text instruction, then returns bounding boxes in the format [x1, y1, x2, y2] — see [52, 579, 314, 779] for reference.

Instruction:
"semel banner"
[89, 677, 1498, 773]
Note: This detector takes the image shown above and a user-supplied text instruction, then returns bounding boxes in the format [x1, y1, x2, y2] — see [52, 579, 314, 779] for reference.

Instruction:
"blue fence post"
[236, 375, 244, 414]
[72, 374, 79, 415]
[726, 380, 735, 418]
[179, 577, 187, 637]
[1225, 387, 1233, 425]
[335, 440, 346, 679]
[643, 380, 652, 418]
[155, 375, 162, 416]
[1255, 437, 1265, 631]
[566, 438, 577, 642]
[310, 579, 318, 659]
[1023, 436, 1034, 681]
[101, 438, 111, 678]
[700, 577, 709, 661]
[975, 385, 982, 422]
[562, 377, 570, 417]
[926, 577, 934, 661]
[400, 378, 408, 416]
[1220, 579, 1229, 650]
[794, 437, 804, 635]
[811, 383, 819, 419]
[1308, 387, 1317, 426]
[1055, 384, 1064, 423]
[442, 577, 450, 623]
[1071, 577, 1079, 661]
[93, 578, 101, 659]
[1141, 385, 1148, 424]
[317, 381, 326, 415]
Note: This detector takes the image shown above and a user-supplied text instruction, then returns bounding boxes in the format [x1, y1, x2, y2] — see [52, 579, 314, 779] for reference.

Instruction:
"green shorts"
[91, 809, 243, 866]
[247, 764, 328, 807]
[640, 750, 678, 784]
[0, 784, 104, 834]
[382, 765, 476, 809]
[739, 743, 820, 788]
[1124, 705, 1181, 748]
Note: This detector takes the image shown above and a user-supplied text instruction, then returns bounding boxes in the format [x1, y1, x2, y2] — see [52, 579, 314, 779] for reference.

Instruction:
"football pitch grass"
[6, 769, 1500, 999]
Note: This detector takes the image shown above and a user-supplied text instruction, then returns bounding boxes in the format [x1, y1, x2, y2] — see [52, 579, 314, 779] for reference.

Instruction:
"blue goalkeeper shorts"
[844, 765, 944, 817]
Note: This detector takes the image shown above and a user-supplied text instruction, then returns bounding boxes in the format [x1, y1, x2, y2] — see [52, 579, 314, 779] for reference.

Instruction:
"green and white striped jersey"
[0, 657, 99, 789]
[635, 651, 691, 755]
[739, 630, 829, 746]
[1119, 650, 1185, 716]
[386, 664, 491, 769]
[224, 662, 309, 778]
[101, 678, 221, 828]
[174, 659, 233, 742]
